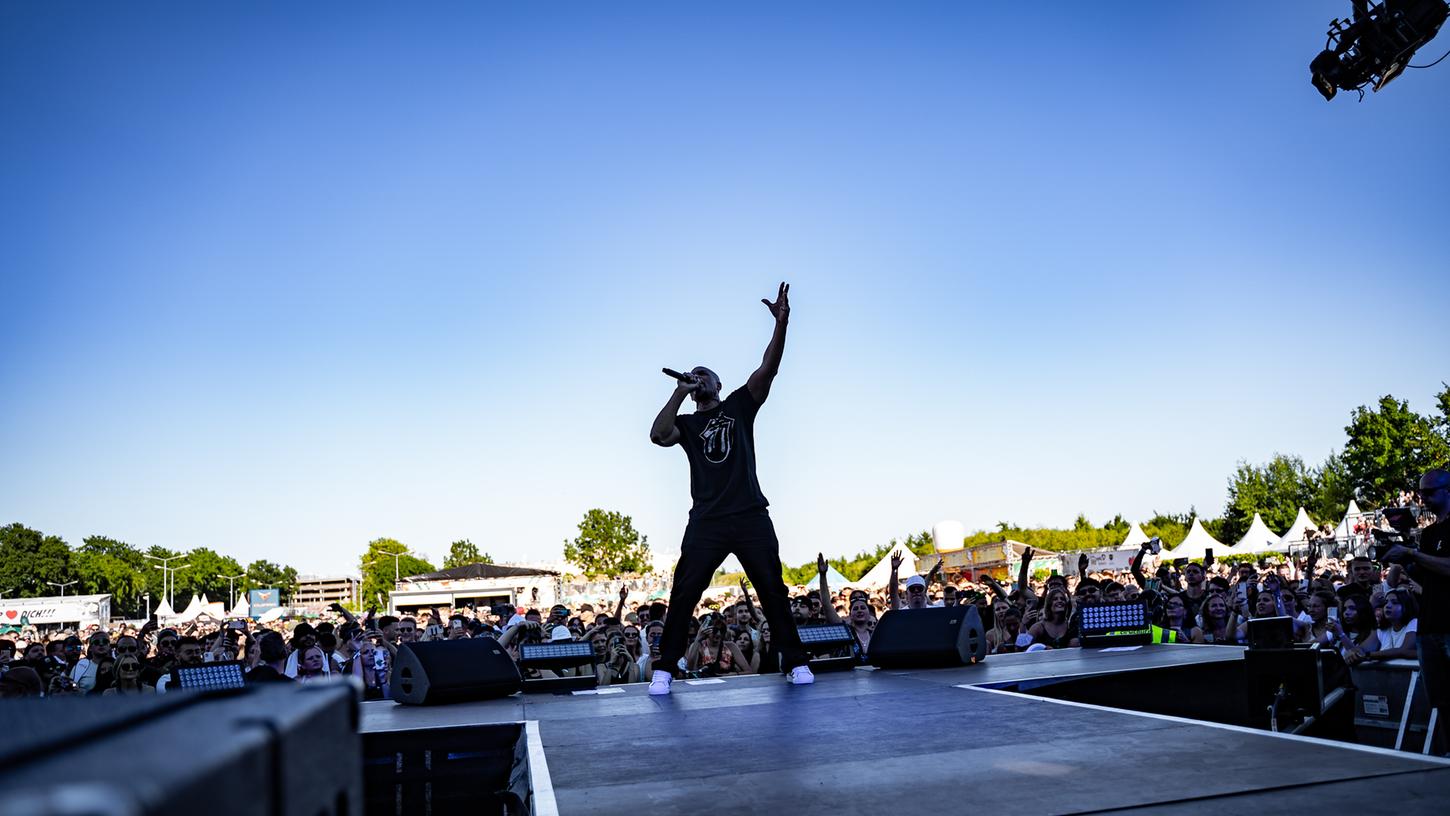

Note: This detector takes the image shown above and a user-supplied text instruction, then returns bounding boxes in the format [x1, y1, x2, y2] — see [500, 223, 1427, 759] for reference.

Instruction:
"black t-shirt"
[1412, 517, 1450, 634]
[674, 386, 769, 520]
[245, 665, 294, 684]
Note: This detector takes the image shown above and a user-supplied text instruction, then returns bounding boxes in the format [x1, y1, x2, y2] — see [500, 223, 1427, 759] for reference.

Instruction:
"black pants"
[655, 510, 808, 675]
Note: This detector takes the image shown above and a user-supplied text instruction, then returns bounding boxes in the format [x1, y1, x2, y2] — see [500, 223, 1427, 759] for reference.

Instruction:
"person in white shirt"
[1367, 588, 1419, 660]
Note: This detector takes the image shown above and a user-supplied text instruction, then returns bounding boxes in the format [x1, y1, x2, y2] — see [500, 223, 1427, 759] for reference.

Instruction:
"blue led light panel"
[797, 624, 852, 644]
[174, 661, 246, 691]
[520, 642, 595, 662]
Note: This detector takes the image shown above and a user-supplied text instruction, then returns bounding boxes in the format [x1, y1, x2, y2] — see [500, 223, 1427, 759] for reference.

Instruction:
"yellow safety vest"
[1151, 625, 1179, 644]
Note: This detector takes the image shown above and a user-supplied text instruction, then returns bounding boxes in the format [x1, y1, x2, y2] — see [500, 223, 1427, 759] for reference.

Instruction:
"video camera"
[1369, 505, 1420, 561]
[1309, 0, 1448, 100]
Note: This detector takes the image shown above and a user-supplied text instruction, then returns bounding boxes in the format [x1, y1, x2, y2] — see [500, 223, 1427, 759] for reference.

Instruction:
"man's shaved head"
[1420, 468, 1450, 515]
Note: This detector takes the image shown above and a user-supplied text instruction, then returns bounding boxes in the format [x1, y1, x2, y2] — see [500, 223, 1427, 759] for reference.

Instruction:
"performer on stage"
[647, 282, 811, 695]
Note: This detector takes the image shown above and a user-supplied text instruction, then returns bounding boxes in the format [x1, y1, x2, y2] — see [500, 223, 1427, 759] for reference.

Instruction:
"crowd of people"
[0, 541, 1424, 701]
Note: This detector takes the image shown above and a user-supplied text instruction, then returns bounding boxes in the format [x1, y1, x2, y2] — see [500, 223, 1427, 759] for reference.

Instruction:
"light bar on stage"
[171, 660, 247, 691]
[1078, 601, 1151, 647]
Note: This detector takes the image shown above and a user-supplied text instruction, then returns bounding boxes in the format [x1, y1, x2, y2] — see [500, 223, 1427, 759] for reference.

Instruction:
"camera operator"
[1382, 469, 1450, 743]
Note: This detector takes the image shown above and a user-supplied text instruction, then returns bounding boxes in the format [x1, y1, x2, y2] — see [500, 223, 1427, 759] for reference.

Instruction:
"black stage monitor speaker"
[869, 605, 987, 669]
[391, 638, 523, 705]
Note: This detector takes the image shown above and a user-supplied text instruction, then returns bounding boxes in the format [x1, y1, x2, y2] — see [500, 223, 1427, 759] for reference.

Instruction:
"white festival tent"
[177, 594, 208, 622]
[153, 598, 177, 621]
[1116, 523, 1151, 551]
[856, 543, 921, 589]
[1164, 519, 1225, 561]
[1235, 513, 1286, 553]
[1278, 507, 1319, 549]
[257, 605, 288, 623]
[228, 596, 251, 619]
[1333, 500, 1365, 541]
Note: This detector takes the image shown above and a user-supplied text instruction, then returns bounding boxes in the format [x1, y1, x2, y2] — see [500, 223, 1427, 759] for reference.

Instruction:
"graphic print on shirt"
[700, 415, 735, 463]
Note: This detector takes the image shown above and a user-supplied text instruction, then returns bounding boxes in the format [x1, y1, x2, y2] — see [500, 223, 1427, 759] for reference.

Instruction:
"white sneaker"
[788, 665, 815, 685]
[648, 670, 673, 696]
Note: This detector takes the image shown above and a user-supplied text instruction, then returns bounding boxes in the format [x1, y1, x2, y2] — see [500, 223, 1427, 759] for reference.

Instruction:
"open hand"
[619, 586, 629, 602]
[762, 282, 790, 322]
[817, 553, 828, 576]
[1077, 553, 1089, 574]
[890, 550, 903, 571]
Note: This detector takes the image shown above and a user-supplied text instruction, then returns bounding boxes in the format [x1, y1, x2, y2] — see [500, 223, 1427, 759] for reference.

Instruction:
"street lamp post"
[365, 549, 412, 614]
[365, 549, 411, 585]
[144, 554, 190, 609]
[46, 580, 79, 597]
[219, 573, 247, 609]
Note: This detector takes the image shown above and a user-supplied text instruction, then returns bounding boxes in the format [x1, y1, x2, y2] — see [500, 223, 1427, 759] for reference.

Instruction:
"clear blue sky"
[3, 2, 1447, 574]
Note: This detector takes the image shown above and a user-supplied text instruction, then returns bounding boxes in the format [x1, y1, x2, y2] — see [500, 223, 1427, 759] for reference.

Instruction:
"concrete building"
[389, 563, 560, 615]
[295, 575, 361, 611]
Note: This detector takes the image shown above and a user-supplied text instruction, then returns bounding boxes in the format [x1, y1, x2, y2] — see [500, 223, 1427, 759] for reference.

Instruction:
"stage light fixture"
[1310, 0, 1448, 100]
[171, 660, 247, 691]
[518, 641, 598, 693]
[1078, 601, 1151, 647]
[795, 623, 858, 673]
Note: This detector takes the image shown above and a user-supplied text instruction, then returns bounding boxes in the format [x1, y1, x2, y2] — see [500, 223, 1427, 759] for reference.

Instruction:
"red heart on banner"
[4, 610, 17, 619]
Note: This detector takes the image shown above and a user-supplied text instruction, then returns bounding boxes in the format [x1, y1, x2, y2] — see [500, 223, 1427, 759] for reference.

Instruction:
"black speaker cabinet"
[868, 605, 987, 669]
[391, 638, 523, 705]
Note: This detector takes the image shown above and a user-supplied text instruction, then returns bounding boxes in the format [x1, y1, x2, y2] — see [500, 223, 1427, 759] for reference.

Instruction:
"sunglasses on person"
[908, 585, 926, 594]
[114, 644, 139, 654]
[624, 632, 640, 639]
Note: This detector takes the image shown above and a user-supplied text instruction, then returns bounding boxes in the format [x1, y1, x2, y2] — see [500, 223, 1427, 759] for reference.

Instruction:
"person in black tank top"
[646, 283, 811, 694]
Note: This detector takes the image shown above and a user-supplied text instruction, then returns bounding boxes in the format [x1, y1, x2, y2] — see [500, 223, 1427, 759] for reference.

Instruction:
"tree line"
[0, 524, 299, 617]
[765, 386, 1450, 584]
[7, 388, 1443, 606]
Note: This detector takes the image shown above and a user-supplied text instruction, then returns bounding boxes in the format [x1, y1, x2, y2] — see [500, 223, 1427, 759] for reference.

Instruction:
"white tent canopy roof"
[1236, 513, 1286, 553]
[1333, 499, 1365, 540]
[856, 543, 920, 589]
[1165, 519, 1224, 561]
[229, 596, 251, 619]
[1117, 523, 1150, 551]
[154, 598, 177, 620]
[1279, 507, 1319, 547]
[178, 594, 207, 622]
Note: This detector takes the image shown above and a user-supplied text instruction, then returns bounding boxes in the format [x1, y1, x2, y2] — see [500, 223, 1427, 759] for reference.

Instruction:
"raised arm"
[888, 550, 903, 612]
[1017, 547, 1037, 605]
[738, 578, 761, 625]
[650, 379, 698, 446]
[817, 554, 843, 625]
[1130, 544, 1151, 588]
[746, 282, 789, 404]
[980, 574, 1009, 601]
[614, 586, 629, 623]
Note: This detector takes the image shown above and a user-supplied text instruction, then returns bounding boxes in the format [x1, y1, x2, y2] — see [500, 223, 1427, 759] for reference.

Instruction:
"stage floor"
[361, 645, 1450, 814]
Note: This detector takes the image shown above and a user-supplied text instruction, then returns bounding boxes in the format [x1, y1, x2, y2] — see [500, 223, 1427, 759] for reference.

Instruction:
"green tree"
[563, 510, 652, 577]
[1341, 394, 1450, 506]
[72, 535, 148, 616]
[358, 538, 435, 610]
[173, 547, 245, 606]
[0, 523, 74, 598]
[1220, 454, 1316, 543]
[443, 539, 492, 569]
[244, 559, 301, 605]
[1308, 453, 1356, 524]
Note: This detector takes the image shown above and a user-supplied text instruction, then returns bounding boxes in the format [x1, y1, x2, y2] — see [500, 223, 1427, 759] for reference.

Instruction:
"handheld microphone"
[662, 368, 690, 382]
